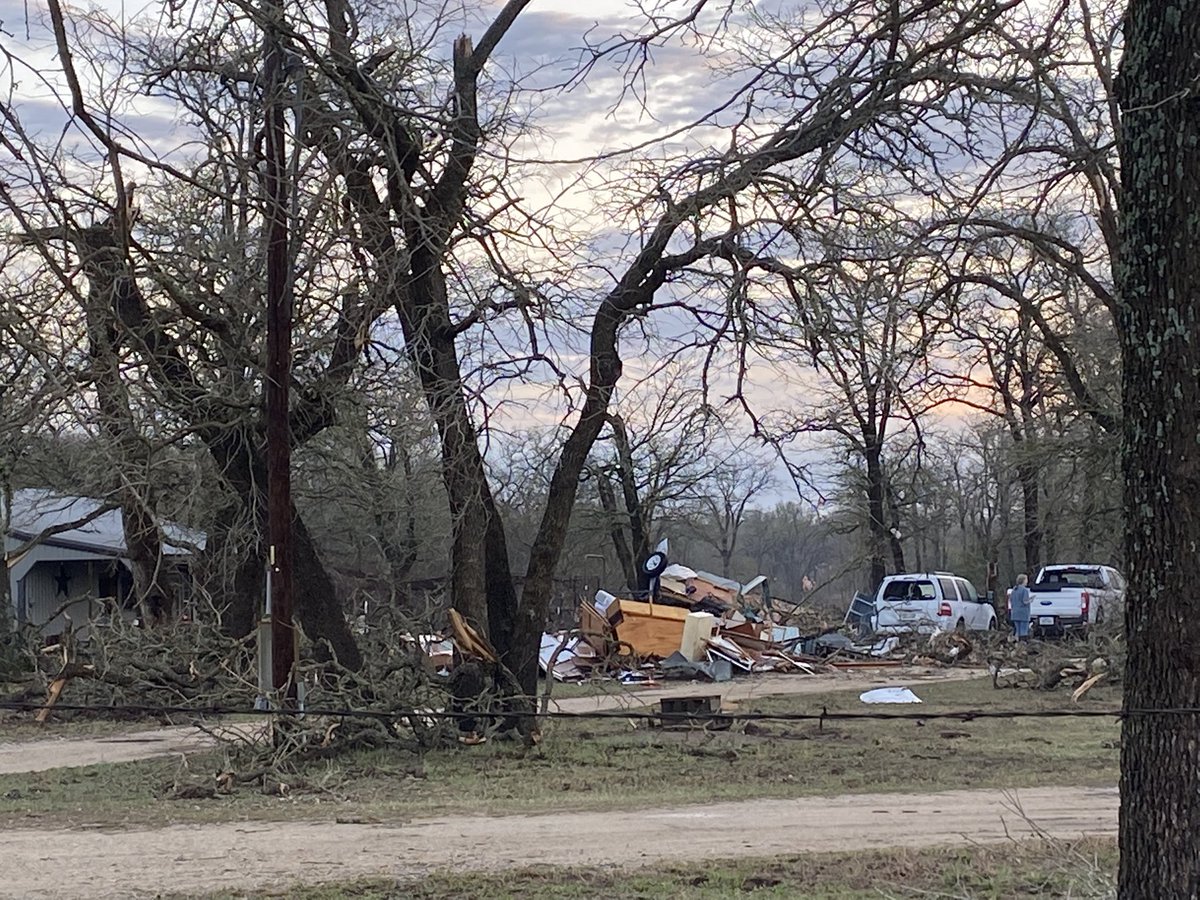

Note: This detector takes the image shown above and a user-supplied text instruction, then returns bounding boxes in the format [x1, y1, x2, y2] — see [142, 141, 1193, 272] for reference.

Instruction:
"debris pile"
[437, 561, 976, 688]
[990, 652, 1112, 698]
[987, 621, 1123, 699]
[566, 593, 827, 682]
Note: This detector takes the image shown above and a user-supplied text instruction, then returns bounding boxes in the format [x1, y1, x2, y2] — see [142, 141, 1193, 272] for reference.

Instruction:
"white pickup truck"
[1019, 564, 1127, 636]
[870, 572, 998, 634]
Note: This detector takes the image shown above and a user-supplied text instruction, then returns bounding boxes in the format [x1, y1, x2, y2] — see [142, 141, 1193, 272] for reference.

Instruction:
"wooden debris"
[578, 602, 614, 654]
[35, 676, 69, 724]
[608, 599, 688, 659]
[1072, 672, 1106, 703]
[448, 609, 499, 663]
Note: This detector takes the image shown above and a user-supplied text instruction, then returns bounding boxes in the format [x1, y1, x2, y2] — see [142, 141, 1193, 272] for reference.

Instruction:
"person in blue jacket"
[1010, 573, 1032, 641]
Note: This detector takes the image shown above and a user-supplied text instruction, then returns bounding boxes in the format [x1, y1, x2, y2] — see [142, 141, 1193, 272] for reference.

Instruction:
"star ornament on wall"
[54, 566, 72, 597]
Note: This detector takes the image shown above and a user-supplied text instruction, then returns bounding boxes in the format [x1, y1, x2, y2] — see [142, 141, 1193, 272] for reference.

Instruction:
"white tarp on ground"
[859, 686, 922, 704]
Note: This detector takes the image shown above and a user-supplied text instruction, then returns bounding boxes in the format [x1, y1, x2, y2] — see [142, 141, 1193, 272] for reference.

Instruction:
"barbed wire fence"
[1, 698, 1186, 725]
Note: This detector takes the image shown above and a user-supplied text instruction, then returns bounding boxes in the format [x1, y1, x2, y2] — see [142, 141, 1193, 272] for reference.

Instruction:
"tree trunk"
[595, 472, 637, 589]
[209, 429, 362, 670]
[483, 492, 519, 671]
[886, 480, 906, 574]
[516, 298, 628, 697]
[79, 231, 172, 625]
[392, 246, 493, 633]
[609, 414, 649, 566]
[1018, 461, 1041, 576]
[864, 444, 888, 589]
[58, 217, 361, 666]
[1116, 4, 1200, 896]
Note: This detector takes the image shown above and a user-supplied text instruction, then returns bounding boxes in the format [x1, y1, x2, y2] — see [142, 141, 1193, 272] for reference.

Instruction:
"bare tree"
[1, 0, 1037, 700]
[760, 227, 952, 588]
[682, 443, 774, 579]
[584, 378, 720, 589]
[278, 0, 1025, 695]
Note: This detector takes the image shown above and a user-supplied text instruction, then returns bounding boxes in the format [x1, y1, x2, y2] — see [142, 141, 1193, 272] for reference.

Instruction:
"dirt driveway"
[0, 784, 1116, 899]
[0, 722, 266, 776]
[0, 667, 980, 775]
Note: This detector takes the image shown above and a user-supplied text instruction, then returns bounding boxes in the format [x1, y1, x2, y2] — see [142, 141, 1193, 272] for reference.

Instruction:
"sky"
[0, 0, 1004, 509]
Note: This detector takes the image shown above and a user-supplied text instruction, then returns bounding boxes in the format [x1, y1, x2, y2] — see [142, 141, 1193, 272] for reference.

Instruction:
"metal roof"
[6, 488, 205, 557]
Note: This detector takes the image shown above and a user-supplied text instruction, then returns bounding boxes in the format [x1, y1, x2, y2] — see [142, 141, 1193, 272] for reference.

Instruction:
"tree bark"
[595, 472, 637, 589]
[1018, 461, 1041, 576]
[865, 443, 889, 589]
[1116, 3, 1200, 896]
[209, 428, 363, 669]
[886, 480, 906, 574]
[79, 229, 171, 624]
[393, 249, 494, 633]
[609, 414, 650, 567]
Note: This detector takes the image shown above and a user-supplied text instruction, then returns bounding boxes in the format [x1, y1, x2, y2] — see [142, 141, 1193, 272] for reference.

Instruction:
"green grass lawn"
[192, 838, 1118, 899]
[0, 675, 1121, 829]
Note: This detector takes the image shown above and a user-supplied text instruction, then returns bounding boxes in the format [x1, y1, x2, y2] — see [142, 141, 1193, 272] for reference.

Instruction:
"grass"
[192, 838, 1118, 899]
[0, 675, 1121, 829]
[0, 713, 181, 744]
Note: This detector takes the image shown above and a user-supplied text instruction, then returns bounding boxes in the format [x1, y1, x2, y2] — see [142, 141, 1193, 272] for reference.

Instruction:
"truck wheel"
[1096, 606, 1105, 625]
[988, 617, 998, 631]
[955, 618, 966, 633]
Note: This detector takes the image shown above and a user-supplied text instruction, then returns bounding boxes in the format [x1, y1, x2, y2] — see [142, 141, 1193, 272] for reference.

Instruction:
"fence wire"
[2, 698, 1195, 725]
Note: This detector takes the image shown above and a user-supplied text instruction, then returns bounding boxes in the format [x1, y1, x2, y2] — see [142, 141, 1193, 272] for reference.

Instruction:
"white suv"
[872, 572, 997, 634]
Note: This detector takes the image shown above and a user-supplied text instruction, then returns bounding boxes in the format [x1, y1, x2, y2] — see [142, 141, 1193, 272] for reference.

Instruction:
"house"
[4, 489, 205, 636]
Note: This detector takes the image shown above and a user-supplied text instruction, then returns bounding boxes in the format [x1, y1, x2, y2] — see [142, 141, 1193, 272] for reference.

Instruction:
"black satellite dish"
[639, 550, 669, 600]
[642, 551, 668, 579]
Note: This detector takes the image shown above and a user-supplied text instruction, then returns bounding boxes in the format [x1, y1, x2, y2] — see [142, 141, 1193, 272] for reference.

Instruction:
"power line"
[0, 698, 1192, 725]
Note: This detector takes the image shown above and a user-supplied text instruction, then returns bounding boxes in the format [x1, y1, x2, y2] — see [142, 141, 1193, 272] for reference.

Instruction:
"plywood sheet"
[612, 599, 688, 659]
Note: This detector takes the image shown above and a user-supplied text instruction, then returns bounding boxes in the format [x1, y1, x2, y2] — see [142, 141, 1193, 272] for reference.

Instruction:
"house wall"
[21, 560, 105, 639]
[7, 537, 195, 634]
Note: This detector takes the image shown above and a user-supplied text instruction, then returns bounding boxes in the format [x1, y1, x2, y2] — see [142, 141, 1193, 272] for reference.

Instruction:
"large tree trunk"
[393, 246, 493, 633]
[35, 214, 364, 667]
[209, 429, 363, 670]
[1116, 4, 1200, 896]
[517, 300, 628, 697]
[82, 232, 171, 625]
[864, 444, 889, 589]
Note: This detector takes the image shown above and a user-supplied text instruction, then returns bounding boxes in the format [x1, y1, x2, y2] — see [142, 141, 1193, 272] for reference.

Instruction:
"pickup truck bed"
[1022, 564, 1124, 635]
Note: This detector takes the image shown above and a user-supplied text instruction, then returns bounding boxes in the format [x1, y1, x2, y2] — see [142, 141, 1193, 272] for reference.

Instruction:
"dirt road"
[0, 668, 979, 775]
[0, 784, 1116, 898]
[0, 722, 266, 776]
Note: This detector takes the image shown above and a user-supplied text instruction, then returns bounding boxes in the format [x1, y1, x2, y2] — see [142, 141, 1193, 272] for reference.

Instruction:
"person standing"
[1010, 573, 1032, 641]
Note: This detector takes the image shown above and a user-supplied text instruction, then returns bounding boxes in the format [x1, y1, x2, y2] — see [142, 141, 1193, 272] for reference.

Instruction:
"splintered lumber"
[1072, 672, 1106, 702]
[34, 662, 97, 723]
[610, 599, 688, 659]
[35, 676, 69, 723]
[448, 609, 499, 663]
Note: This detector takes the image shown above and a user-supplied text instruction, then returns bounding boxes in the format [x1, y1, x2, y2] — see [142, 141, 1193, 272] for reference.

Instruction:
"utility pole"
[263, 0, 295, 702]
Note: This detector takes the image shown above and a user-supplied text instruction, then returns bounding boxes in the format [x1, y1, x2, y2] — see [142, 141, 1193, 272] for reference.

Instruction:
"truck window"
[955, 579, 980, 602]
[1040, 569, 1105, 589]
[882, 580, 934, 601]
[937, 577, 960, 601]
